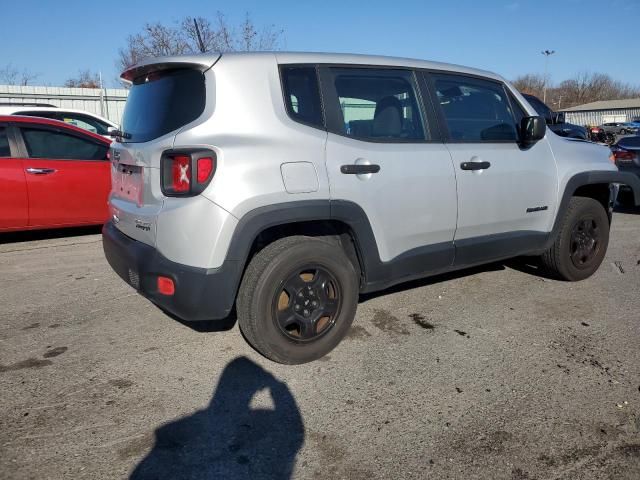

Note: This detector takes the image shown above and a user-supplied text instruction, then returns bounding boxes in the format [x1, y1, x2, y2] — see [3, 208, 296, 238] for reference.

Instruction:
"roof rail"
[0, 102, 57, 108]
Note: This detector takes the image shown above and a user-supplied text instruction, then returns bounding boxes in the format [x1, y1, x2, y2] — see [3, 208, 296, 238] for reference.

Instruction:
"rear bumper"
[102, 221, 240, 321]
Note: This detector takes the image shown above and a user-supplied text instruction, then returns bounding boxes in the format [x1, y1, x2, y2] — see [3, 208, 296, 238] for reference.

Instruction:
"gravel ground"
[1, 210, 639, 480]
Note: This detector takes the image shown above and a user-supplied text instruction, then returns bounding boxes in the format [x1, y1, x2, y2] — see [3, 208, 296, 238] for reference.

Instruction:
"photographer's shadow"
[130, 357, 304, 480]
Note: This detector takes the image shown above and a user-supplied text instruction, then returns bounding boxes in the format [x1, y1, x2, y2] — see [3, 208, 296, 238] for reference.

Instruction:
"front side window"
[281, 66, 324, 128]
[0, 127, 11, 157]
[329, 68, 427, 141]
[433, 74, 518, 142]
[21, 128, 108, 160]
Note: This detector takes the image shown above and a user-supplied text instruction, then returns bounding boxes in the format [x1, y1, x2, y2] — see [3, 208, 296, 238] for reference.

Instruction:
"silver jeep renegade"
[103, 52, 640, 364]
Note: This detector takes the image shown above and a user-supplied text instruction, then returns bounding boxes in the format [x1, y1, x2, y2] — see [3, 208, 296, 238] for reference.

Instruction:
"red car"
[0, 115, 112, 232]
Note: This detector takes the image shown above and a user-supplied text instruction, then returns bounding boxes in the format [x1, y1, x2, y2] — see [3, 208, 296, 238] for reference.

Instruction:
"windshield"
[524, 95, 552, 118]
[121, 68, 205, 143]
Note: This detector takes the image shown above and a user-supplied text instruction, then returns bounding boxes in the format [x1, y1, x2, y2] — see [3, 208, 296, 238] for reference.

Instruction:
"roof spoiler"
[120, 53, 221, 83]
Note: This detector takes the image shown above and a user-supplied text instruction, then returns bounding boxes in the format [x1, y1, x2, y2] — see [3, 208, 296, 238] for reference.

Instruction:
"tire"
[541, 197, 609, 281]
[237, 236, 359, 364]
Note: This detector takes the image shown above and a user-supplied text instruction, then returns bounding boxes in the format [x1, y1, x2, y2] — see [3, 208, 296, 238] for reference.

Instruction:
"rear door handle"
[26, 167, 57, 175]
[340, 164, 381, 175]
[460, 161, 491, 171]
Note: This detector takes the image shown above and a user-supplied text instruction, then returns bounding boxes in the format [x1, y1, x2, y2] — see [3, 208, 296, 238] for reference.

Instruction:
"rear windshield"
[121, 68, 205, 143]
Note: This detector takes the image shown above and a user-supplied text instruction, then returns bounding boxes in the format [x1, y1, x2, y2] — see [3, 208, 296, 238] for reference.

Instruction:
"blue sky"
[1, 0, 638, 88]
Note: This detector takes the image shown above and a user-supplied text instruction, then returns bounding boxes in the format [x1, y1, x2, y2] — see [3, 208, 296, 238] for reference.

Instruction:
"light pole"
[541, 50, 555, 103]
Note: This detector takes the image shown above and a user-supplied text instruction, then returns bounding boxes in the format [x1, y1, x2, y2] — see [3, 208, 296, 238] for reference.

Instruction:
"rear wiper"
[107, 129, 132, 139]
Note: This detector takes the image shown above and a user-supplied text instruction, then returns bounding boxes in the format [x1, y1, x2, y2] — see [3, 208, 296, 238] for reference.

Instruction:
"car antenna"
[194, 18, 206, 53]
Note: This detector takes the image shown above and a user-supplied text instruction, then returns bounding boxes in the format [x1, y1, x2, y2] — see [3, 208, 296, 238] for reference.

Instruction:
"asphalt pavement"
[1, 210, 639, 479]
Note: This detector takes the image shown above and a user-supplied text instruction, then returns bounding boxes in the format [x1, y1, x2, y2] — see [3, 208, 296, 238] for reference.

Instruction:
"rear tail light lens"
[197, 157, 214, 183]
[171, 155, 191, 193]
[161, 150, 216, 196]
[610, 148, 636, 164]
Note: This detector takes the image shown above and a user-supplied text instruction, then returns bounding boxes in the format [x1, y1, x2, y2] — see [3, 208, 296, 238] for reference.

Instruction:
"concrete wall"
[0, 85, 129, 124]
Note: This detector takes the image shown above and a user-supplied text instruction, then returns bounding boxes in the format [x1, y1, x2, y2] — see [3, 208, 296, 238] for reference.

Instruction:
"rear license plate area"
[113, 164, 143, 205]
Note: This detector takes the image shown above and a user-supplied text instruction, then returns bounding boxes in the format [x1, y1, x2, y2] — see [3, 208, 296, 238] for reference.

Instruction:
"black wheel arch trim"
[545, 170, 640, 250]
[223, 199, 455, 295]
[220, 170, 639, 314]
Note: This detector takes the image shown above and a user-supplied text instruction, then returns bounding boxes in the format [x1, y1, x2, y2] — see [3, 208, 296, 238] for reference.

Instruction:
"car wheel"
[541, 197, 609, 281]
[620, 129, 628, 135]
[237, 236, 359, 364]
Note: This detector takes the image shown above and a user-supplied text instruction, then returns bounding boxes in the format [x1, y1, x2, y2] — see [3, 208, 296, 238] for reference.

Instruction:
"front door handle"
[340, 164, 381, 175]
[460, 161, 491, 171]
[26, 167, 57, 175]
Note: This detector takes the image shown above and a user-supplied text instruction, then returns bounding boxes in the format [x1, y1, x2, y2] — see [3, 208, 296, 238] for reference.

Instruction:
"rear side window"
[281, 66, 324, 128]
[0, 127, 10, 157]
[432, 74, 518, 142]
[21, 128, 108, 160]
[328, 68, 427, 141]
[121, 69, 205, 143]
[59, 114, 110, 135]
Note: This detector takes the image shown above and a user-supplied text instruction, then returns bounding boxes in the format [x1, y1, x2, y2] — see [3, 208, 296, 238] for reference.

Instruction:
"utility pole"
[99, 71, 105, 118]
[541, 50, 555, 103]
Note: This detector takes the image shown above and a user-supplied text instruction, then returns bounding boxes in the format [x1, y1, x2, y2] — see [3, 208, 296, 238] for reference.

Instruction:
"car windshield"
[523, 95, 552, 118]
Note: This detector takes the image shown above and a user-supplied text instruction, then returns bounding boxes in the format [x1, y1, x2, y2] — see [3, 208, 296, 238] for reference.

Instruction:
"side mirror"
[107, 126, 118, 134]
[520, 116, 546, 146]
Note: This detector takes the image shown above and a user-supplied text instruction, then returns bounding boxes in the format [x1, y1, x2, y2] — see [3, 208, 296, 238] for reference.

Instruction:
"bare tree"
[512, 74, 546, 98]
[64, 70, 102, 88]
[513, 71, 640, 109]
[0, 64, 40, 86]
[555, 72, 640, 108]
[117, 12, 284, 72]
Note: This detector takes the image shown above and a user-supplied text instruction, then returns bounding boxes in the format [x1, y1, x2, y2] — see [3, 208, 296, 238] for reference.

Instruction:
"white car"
[0, 104, 117, 137]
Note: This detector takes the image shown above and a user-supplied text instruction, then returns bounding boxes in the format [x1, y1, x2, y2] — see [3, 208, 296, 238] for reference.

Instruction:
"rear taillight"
[161, 150, 216, 196]
[171, 155, 191, 193]
[610, 148, 636, 164]
[197, 157, 214, 183]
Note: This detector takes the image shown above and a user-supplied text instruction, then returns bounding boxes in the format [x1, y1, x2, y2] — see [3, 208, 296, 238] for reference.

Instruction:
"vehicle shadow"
[130, 356, 305, 480]
[0, 225, 102, 244]
[614, 204, 640, 215]
[359, 262, 507, 302]
[161, 307, 238, 333]
[359, 256, 565, 301]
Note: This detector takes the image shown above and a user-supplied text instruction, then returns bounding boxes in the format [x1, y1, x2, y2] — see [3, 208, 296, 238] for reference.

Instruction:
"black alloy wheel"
[569, 217, 601, 269]
[237, 236, 359, 364]
[274, 266, 342, 341]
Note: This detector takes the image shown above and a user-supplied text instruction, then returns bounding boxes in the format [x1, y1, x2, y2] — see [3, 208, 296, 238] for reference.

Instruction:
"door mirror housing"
[520, 116, 546, 146]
